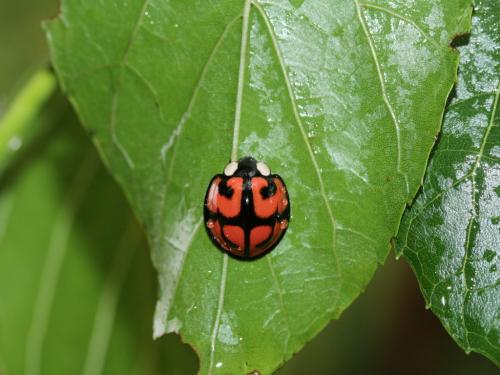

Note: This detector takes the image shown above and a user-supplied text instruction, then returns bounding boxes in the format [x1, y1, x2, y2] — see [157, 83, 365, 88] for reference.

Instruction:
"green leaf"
[0, 87, 196, 374]
[46, 1, 471, 373]
[396, 0, 500, 366]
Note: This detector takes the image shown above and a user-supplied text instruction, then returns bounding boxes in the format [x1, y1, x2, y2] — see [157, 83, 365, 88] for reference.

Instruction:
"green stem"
[0, 69, 57, 173]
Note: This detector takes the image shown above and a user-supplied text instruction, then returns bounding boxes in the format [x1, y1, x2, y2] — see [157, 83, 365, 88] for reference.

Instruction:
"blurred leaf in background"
[0, 0, 58, 112]
[0, 77, 197, 374]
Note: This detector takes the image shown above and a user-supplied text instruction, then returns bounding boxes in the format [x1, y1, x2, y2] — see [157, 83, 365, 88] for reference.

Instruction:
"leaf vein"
[231, 0, 252, 161]
[160, 16, 242, 164]
[354, 0, 408, 195]
[208, 254, 228, 375]
[155, 218, 203, 338]
[359, 2, 441, 50]
[109, 0, 151, 169]
[267, 256, 291, 354]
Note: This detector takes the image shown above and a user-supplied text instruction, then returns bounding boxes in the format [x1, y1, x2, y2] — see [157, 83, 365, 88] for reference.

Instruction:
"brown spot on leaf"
[449, 32, 470, 50]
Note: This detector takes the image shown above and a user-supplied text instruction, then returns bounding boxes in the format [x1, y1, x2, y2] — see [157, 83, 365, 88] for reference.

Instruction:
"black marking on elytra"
[218, 179, 233, 198]
[260, 178, 277, 199]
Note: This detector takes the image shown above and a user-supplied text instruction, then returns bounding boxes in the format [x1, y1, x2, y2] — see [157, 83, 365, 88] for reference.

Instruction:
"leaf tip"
[153, 315, 167, 339]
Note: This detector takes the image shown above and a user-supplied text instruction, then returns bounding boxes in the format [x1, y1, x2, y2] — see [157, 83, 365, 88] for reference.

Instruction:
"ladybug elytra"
[204, 156, 290, 259]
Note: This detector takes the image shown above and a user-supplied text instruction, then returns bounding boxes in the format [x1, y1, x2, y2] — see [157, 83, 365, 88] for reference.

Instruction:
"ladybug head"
[223, 156, 271, 177]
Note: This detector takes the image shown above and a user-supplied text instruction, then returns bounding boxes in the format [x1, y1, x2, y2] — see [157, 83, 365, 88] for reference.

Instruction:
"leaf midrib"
[208, 1, 252, 372]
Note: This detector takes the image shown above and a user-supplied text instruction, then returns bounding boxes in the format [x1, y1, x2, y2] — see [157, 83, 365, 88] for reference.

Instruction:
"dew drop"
[440, 296, 446, 306]
[307, 130, 316, 138]
[468, 277, 476, 288]
[216, 362, 223, 368]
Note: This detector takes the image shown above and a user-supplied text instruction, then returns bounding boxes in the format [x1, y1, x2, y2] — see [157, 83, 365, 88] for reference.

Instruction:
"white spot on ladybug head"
[223, 161, 238, 176]
[256, 161, 270, 176]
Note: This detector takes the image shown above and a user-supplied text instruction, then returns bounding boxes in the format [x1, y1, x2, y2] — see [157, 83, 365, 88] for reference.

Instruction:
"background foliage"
[0, 0, 498, 374]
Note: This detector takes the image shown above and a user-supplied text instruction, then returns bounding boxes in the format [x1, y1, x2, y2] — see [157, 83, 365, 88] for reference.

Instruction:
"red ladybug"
[204, 156, 290, 259]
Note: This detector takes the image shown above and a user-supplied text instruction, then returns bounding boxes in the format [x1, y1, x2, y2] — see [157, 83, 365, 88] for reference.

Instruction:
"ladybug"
[204, 156, 290, 259]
